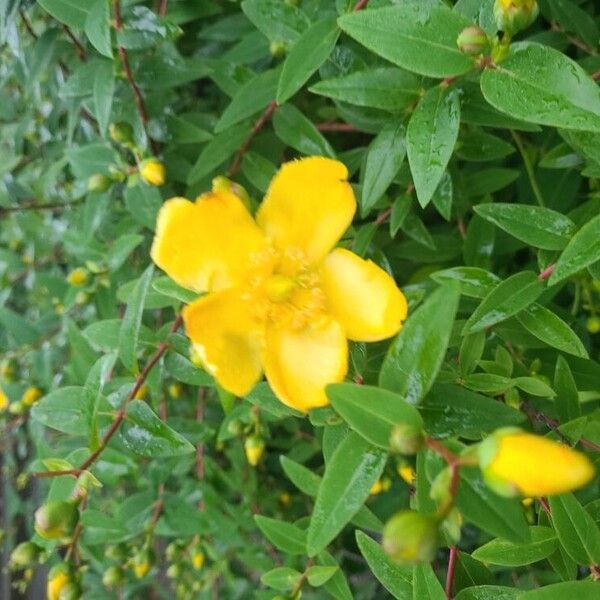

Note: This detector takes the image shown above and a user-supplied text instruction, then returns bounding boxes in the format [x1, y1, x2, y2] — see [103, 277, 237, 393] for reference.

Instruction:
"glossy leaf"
[472, 527, 557, 566]
[254, 515, 307, 555]
[412, 564, 446, 600]
[553, 356, 581, 423]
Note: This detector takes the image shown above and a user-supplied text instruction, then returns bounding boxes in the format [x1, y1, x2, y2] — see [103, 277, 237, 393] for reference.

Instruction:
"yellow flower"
[67, 268, 88, 287]
[0, 387, 8, 412]
[480, 429, 595, 497]
[47, 570, 70, 600]
[397, 463, 416, 485]
[191, 551, 205, 570]
[151, 157, 407, 411]
[140, 159, 166, 186]
[21, 386, 42, 406]
[133, 561, 150, 579]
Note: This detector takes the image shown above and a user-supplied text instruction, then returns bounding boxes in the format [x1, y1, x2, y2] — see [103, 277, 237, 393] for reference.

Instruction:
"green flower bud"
[494, 0, 539, 36]
[389, 423, 425, 455]
[269, 40, 287, 58]
[383, 510, 439, 564]
[586, 316, 600, 334]
[34, 501, 79, 540]
[456, 26, 490, 55]
[109, 121, 134, 145]
[227, 419, 244, 436]
[166, 563, 183, 579]
[58, 582, 82, 600]
[102, 566, 124, 588]
[87, 174, 112, 193]
[9, 542, 41, 569]
[105, 543, 127, 561]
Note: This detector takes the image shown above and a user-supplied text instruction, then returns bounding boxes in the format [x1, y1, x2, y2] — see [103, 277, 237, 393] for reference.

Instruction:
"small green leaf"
[261, 567, 302, 592]
[463, 271, 545, 335]
[152, 277, 198, 304]
[306, 565, 338, 587]
[380, 283, 460, 404]
[307, 432, 386, 556]
[124, 185, 163, 231]
[164, 352, 213, 387]
[280, 456, 321, 496]
[513, 376, 556, 397]
[553, 356, 581, 423]
[327, 383, 423, 450]
[277, 17, 340, 104]
[431, 267, 500, 299]
[93, 61, 114, 137]
[472, 526, 557, 566]
[254, 515, 307, 555]
[412, 564, 446, 600]
[407, 85, 460, 208]
[85, 0, 113, 58]
[454, 586, 519, 600]
[31, 387, 85, 435]
[38, 0, 90, 29]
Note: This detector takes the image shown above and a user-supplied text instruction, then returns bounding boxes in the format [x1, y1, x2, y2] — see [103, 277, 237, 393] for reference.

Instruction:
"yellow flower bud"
[479, 428, 595, 497]
[47, 565, 71, 600]
[134, 384, 149, 400]
[21, 386, 42, 407]
[191, 550, 205, 570]
[521, 497, 534, 507]
[211, 176, 251, 211]
[279, 491, 291, 506]
[67, 268, 88, 287]
[586, 316, 600, 334]
[383, 510, 439, 564]
[168, 383, 183, 399]
[269, 40, 287, 58]
[140, 159, 166, 186]
[494, 0, 539, 35]
[397, 463, 416, 485]
[370, 479, 384, 496]
[34, 501, 79, 540]
[244, 434, 265, 467]
[132, 548, 154, 579]
[0, 387, 8, 412]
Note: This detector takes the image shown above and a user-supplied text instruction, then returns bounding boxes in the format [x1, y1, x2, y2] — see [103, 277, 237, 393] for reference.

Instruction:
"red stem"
[538, 264, 555, 281]
[353, 0, 369, 10]
[445, 546, 459, 599]
[316, 122, 359, 132]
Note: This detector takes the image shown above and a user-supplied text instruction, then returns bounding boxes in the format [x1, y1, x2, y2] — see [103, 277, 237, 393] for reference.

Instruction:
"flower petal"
[321, 248, 407, 341]
[183, 290, 263, 397]
[256, 157, 356, 263]
[151, 192, 264, 293]
[264, 319, 348, 412]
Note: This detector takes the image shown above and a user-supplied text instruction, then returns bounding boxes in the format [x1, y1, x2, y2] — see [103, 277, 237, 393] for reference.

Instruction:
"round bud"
[67, 268, 88, 287]
[58, 582, 82, 600]
[456, 26, 490, 55]
[389, 423, 425, 455]
[102, 566, 124, 588]
[34, 501, 79, 540]
[105, 543, 127, 561]
[109, 121, 134, 145]
[168, 383, 182, 399]
[21, 386, 43, 407]
[0, 387, 8, 412]
[494, 0, 539, 35]
[166, 563, 182, 579]
[191, 550, 205, 570]
[244, 434, 266, 467]
[227, 419, 244, 436]
[132, 548, 155, 579]
[8, 401, 25, 416]
[211, 176, 252, 211]
[382, 510, 439, 564]
[47, 564, 71, 600]
[165, 542, 180, 562]
[140, 159, 166, 187]
[586, 316, 600, 334]
[269, 40, 287, 58]
[87, 174, 112, 193]
[134, 384, 149, 400]
[9, 542, 41, 569]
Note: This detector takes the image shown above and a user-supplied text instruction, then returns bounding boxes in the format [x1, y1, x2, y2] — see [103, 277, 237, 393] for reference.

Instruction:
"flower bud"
[106, 543, 128, 561]
[102, 565, 124, 588]
[140, 159, 166, 187]
[244, 434, 265, 467]
[134, 384, 149, 400]
[269, 40, 287, 58]
[479, 428, 595, 497]
[0, 387, 8, 412]
[87, 174, 112, 193]
[383, 510, 439, 564]
[8, 400, 25, 415]
[34, 500, 79, 540]
[494, 0, 539, 35]
[168, 383, 183, 399]
[47, 564, 71, 600]
[67, 268, 88, 287]
[1, 358, 17, 381]
[58, 582, 82, 600]
[132, 548, 154, 579]
[166, 563, 182, 579]
[9, 542, 41, 569]
[21, 386, 42, 407]
[227, 419, 244, 436]
[191, 549, 205, 570]
[389, 423, 425, 455]
[456, 26, 490, 55]
[109, 121, 134, 145]
[397, 463, 416, 485]
[212, 176, 251, 211]
[586, 316, 600, 334]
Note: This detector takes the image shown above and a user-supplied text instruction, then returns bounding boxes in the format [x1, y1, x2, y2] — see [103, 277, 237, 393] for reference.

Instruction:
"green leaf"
[380, 283, 460, 404]
[473, 203, 576, 251]
[547, 0, 599, 48]
[412, 564, 446, 600]
[306, 565, 338, 587]
[30, 387, 86, 435]
[38, 0, 90, 29]
[518, 581, 600, 599]
[307, 432, 386, 556]
[152, 277, 197, 304]
[241, 0, 309, 44]
[319, 552, 353, 600]
[454, 586, 519, 600]
[164, 352, 213, 387]
[421, 384, 525, 438]
[93, 60, 114, 137]
[121, 400, 194, 457]
[456, 128, 515, 162]
[254, 515, 307, 555]
[553, 356, 581, 423]
[480, 44, 600, 132]
[549, 214, 600, 285]
[124, 185, 163, 231]
[277, 17, 340, 104]
[513, 376, 555, 398]
[261, 567, 302, 592]
[355, 531, 412, 600]
[548, 493, 600, 565]
[431, 267, 500, 298]
[187, 122, 251, 184]
[472, 526, 557, 566]
[407, 85, 460, 208]
[360, 119, 406, 215]
[462, 271, 545, 335]
[310, 67, 421, 112]
[118, 265, 154, 374]
[338, 5, 474, 78]
[272, 103, 335, 157]
[84, 0, 113, 58]
[327, 383, 423, 450]
[0, 306, 39, 345]
[215, 67, 279, 132]
[516, 304, 588, 358]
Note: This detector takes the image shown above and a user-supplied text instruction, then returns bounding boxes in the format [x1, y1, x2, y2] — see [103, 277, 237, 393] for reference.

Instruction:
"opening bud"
[87, 174, 112, 193]
[456, 26, 490, 56]
[212, 176, 251, 210]
[191, 549, 205, 570]
[132, 548, 155, 579]
[494, 0, 539, 35]
[244, 434, 266, 467]
[21, 387, 43, 407]
[389, 423, 425, 455]
[34, 500, 79, 540]
[383, 510, 439, 564]
[47, 564, 71, 600]
[140, 159, 166, 186]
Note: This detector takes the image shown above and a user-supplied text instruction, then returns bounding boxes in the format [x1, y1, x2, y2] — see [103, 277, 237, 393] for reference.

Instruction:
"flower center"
[265, 274, 296, 303]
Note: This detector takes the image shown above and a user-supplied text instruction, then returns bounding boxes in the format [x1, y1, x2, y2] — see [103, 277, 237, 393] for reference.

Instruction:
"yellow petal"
[256, 157, 356, 264]
[264, 319, 348, 412]
[485, 432, 595, 497]
[183, 290, 263, 396]
[321, 248, 408, 342]
[151, 192, 265, 293]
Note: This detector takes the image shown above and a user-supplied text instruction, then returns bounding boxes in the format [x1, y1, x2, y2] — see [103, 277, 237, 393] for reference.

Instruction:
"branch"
[157, 0, 168, 17]
[227, 101, 278, 178]
[445, 546, 459, 600]
[63, 25, 87, 61]
[0, 199, 83, 217]
[113, 0, 159, 155]
[592, 69, 600, 81]
[316, 121, 359, 133]
[538, 263, 555, 281]
[550, 21, 597, 56]
[353, 0, 369, 10]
